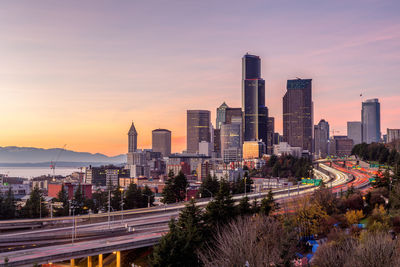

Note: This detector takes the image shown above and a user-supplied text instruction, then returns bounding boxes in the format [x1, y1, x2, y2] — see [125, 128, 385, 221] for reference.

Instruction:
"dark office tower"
[242, 53, 268, 143]
[152, 129, 171, 157]
[213, 129, 221, 157]
[266, 117, 275, 154]
[314, 119, 329, 159]
[362, 99, 381, 144]
[128, 122, 138, 153]
[216, 102, 229, 129]
[187, 110, 211, 153]
[283, 79, 313, 152]
[225, 107, 243, 124]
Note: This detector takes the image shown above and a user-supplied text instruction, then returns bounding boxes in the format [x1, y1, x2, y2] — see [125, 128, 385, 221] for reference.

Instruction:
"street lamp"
[143, 193, 152, 208]
[119, 188, 124, 224]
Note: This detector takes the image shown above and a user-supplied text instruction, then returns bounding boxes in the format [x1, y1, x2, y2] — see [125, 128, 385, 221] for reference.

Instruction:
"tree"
[110, 186, 122, 211]
[150, 199, 204, 267]
[124, 183, 142, 209]
[311, 187, 338, 215]
[259, 190, 277, 216]
[142, 185, 155, 207]
[72, 184, 88, 214]
[237, 196, 251, 216]
[0, 188, 16, 219]
[199, 216, 297, 267]
[204, 181, 235, 227]
[295, 197, 327, 238]
[22, 185, 48, 218]
[198, 174, 219, 198]
[54, 185, 69, 217]
[91, 189, 108, 213]
[161, 171, 188, 204]
[345, 210, 364, 225]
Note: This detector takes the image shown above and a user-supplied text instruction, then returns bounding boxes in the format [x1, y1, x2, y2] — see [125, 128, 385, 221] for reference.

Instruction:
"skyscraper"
[225, 107, 242, 125]
[362, 99, 381, 144]
[152, 129, 171, 157]
[267, 117, 275, 154]
[314, 119, 329, 158]
[221, 118, 242, 163]
[187, 110, 211, 153]
[347, 121, 362, 145]
[216, 102, 229, 129]
[128, 122, 138, 153]
[242, 54, 268, 144]
[283, 78, 313, 152]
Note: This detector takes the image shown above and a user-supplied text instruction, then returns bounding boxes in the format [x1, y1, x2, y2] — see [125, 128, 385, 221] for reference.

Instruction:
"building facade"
[242, 54, 268, 144]
[152, 129, 171, 157]
[283, 78, 313, 152]
[314, 119, 329, 159]
[387, 129, 400, 143]
[347, 121, 362, 145]
[221, 122, 242, 163]
[243, 141, 265, 159]
[362, 98, 381, 144]
[216, 102, 229, 129]
[267, 117, 275, 154]
[329, 136, 354, 157]
[128, 122, 138, 153]
[187, 110, 211, 153]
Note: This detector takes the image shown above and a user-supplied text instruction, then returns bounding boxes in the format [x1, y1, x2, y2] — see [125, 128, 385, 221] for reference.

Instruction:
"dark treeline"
[261, 154, 313, 179]
[352, 142, 400, 167]
[0, 183, 155, 219]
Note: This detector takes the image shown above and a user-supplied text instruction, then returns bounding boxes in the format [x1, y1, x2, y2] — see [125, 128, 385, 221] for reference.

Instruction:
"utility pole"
[120, 188, 124, 224]
[108, 189, 111, 230]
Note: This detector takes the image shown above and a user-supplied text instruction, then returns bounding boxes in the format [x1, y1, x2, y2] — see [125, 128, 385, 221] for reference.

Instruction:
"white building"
[273, 142, 302, 157]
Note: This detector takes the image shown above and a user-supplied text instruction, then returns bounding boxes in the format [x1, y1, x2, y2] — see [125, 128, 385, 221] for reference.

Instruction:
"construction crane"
[331, 129, 340, 135]
[50, 144, 67, 181]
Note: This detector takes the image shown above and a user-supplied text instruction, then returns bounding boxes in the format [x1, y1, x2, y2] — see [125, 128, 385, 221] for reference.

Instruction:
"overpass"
[0, 163, 370, 266]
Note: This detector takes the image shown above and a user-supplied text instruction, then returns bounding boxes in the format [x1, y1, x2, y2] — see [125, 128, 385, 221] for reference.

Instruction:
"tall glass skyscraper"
[216, 102, 229, 129]
[283, 79, 313, 152]
[187, 110, 211, 153]
[362, 99, 381, 144]
[242, 54, 268, 143]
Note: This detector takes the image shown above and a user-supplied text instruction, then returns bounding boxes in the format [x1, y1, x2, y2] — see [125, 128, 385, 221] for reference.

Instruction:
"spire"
[219, 102, 229, 109]
[128, 122, 137, 135]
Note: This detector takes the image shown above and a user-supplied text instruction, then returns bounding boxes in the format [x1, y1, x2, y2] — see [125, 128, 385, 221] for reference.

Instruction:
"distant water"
[0, 167, 81, 179]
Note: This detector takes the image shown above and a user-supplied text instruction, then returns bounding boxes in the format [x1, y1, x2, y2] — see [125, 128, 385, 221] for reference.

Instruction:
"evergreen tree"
[161, 171, 188, 204]
[91, 189, 108, 213]
[198, 174, 219, 198]
[204, 181, 235, 227]
[260, 190, 277, 216]
[237, 196, 252, 216]
[110, 186, 122, 211]
[72, 184, 87, 214]
[54, 185, 69, 216]
[142, 185, 155, 207]
[149, 199, 204, 267]
[124, 183, 142, 209]
[22, 186, 48, 218]
[0, 188, 16, 219]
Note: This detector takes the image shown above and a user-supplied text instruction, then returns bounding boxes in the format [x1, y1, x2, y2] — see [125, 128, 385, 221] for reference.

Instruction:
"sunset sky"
[1, 0, 400, 156]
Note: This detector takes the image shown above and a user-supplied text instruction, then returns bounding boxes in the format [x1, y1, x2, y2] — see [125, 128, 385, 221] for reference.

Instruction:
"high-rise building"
[216, 102, 229, 129]
[314, 119, 329, 159]
[242, 141, 265, 159]
[187, 110, 211, 153]
[387, 129, 400, 143]
[221, 121, 242, 163]
[283, 78, 313, 152]
[225, 107, 242, 125]
[152, 129, 171, 157]
[128, 122, 138, 153]
[329, 136, 354, 157]
[267, 117, 275, 154]
[362, 99, 381, 144]
[347, 122, 362, 145]
[213, 129, 221, 157]
[242, 54, 268, 143]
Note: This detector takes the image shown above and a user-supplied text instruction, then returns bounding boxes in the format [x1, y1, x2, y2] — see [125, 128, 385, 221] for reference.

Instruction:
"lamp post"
[108, 189, 111, 230]
[119, 188, 124, 224]
[143, 193, 152, 208]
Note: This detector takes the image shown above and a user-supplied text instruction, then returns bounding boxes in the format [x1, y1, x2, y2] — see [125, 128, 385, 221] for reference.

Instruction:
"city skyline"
[1, 1, 400, 156]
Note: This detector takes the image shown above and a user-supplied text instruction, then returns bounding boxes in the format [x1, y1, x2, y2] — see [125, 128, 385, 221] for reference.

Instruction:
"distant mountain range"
[0, 146, 126, 167]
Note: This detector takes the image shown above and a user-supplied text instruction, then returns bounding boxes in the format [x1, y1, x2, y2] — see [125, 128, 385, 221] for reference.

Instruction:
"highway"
[0, 163, 371, 266]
